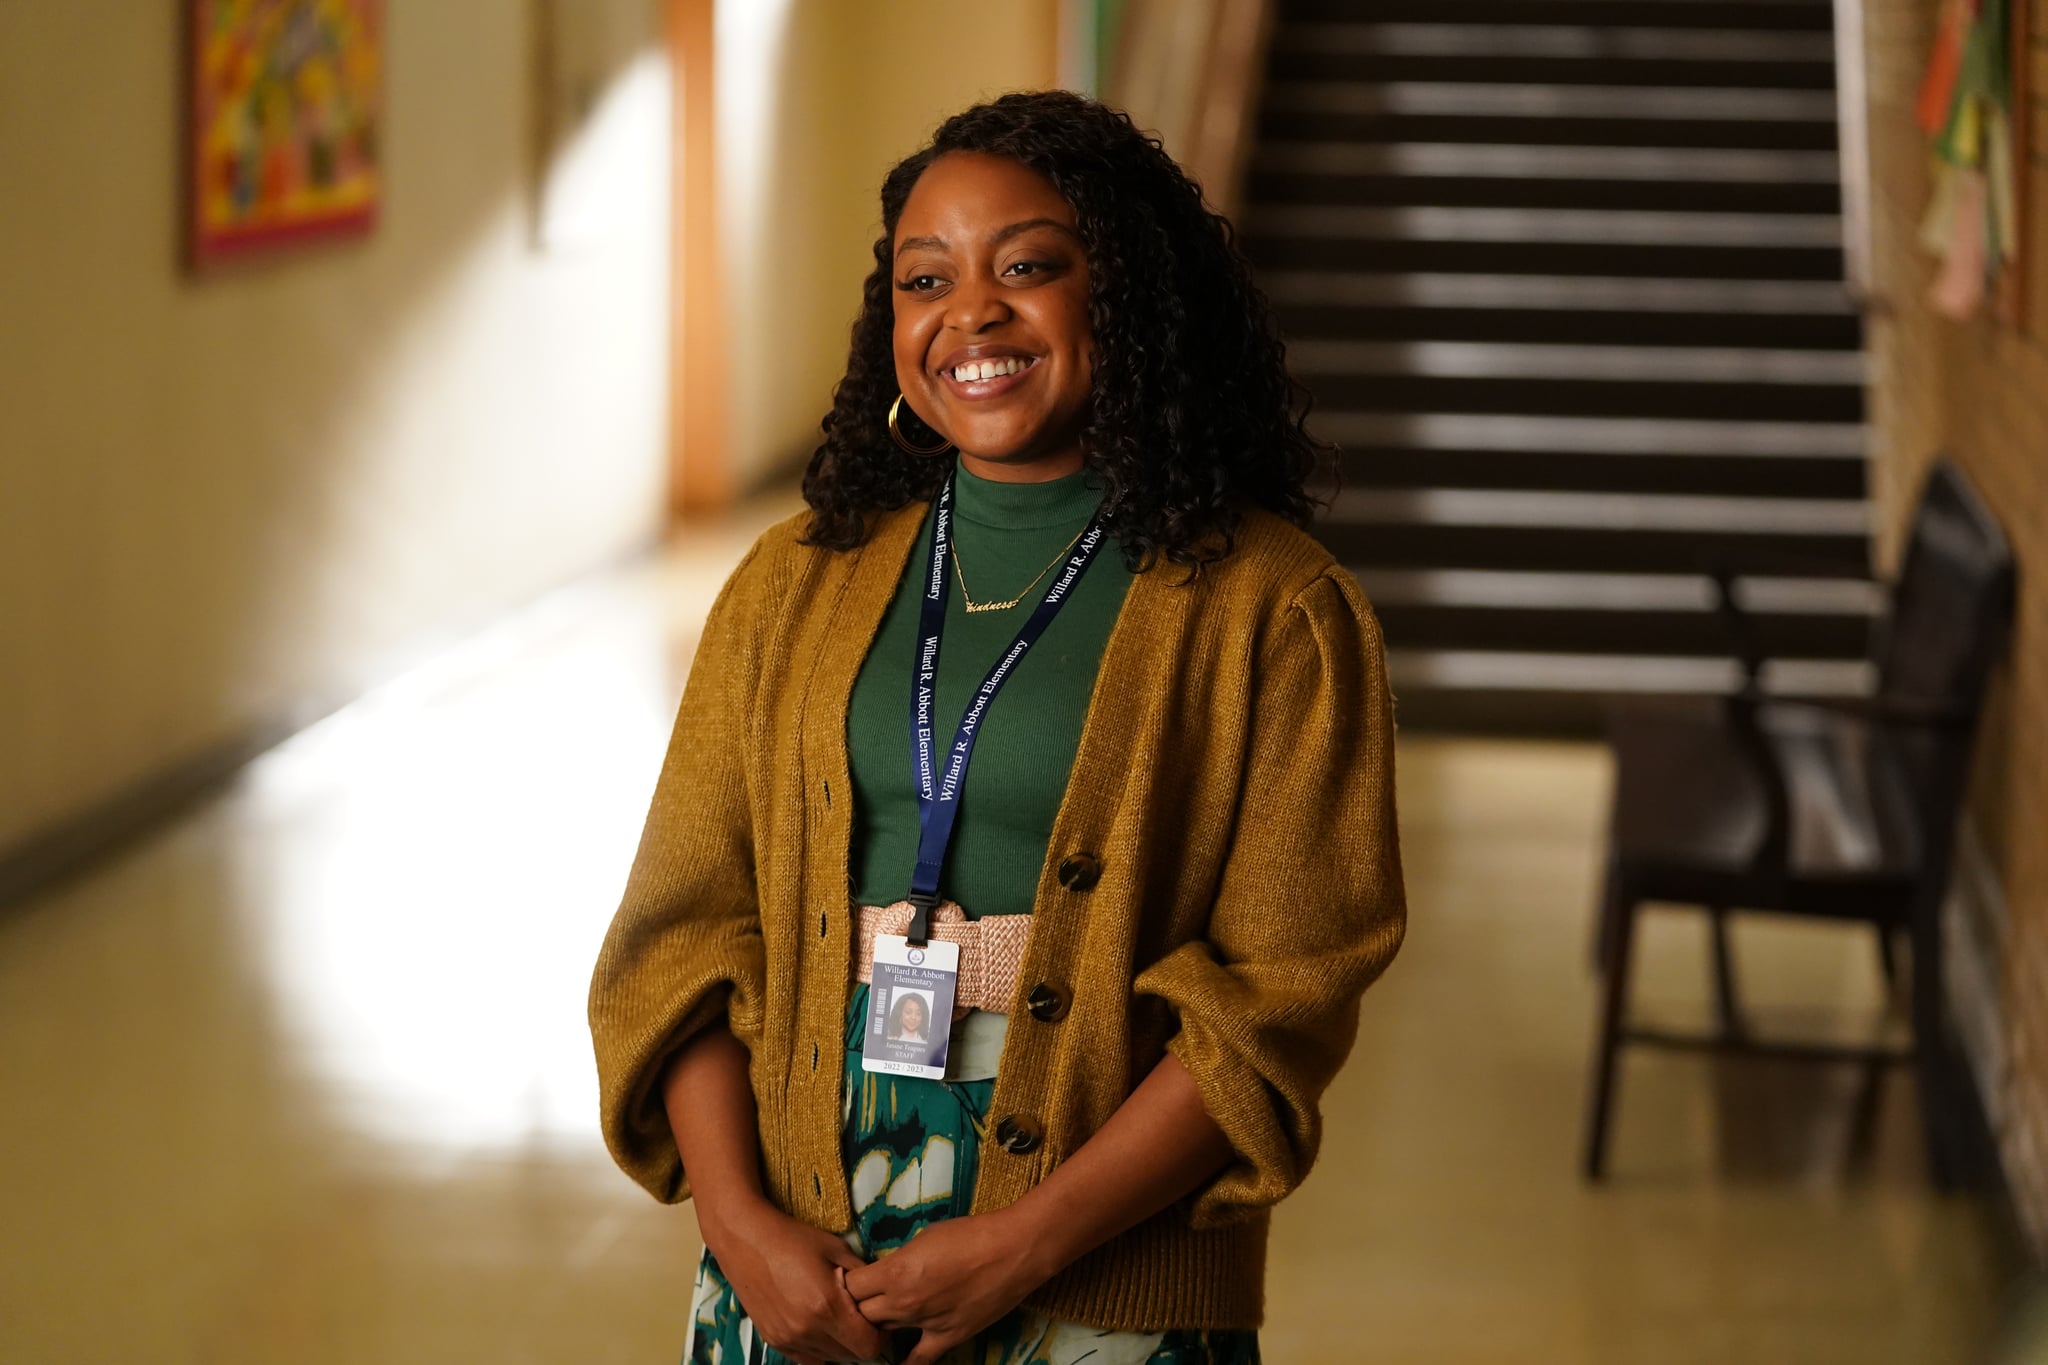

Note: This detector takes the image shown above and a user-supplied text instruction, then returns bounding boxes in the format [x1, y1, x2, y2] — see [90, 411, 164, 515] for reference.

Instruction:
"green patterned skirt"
[683, 987, 1260, 1365]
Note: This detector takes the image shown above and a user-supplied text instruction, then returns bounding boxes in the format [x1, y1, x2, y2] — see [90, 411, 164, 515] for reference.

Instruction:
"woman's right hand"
[699, 1197, 887, 1365]
[659, 1027, 881, 1360]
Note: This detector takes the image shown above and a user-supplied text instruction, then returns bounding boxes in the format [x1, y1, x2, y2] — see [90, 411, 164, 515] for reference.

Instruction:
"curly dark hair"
[800, 89, 1327, 570]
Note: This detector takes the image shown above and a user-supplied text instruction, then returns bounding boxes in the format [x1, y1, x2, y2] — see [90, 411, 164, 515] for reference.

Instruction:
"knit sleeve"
[587, 540, 774, 1205]
[1131, 568, 1407, 1229]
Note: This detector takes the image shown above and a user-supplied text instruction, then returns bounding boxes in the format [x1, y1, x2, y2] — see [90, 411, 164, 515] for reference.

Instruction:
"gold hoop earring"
[888, 394, 953, 457]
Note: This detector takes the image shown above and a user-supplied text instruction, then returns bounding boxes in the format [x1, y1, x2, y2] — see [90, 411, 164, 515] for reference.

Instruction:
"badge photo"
[863, 935, 960, 1079]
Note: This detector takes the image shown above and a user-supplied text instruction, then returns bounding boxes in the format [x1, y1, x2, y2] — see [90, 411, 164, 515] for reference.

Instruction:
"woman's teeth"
[951, 357, 1032, 382]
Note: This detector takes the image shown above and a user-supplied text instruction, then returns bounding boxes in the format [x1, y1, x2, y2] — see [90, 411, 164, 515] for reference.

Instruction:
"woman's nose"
[944, 277, 1011, 332]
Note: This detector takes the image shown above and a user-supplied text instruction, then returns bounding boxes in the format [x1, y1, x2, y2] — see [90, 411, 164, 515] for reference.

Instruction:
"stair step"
[1358, 567, 1881, 612]
[1263, 271, 1851, 313]
[1249, 173, 1843, 214]
[1245, 140, 1845, 214]
[1313, 411, 1865, 457]
[1250, 234, 1843, 278]
[1292, 340, 1863, 385]
[1373, 651, 1873, 734]
[1334, 447, 1865, 497]
[1261, 108, 1840, 151]
[1318, 488, 1872, 572]
[1331, 487, 1868, 533]
[1269, 51, 1835, 90]
[1373, 604, 1870, 656]
[1264, 80, 1838, 121]
[1245, 205, 1847, 277]
[1363, 566, 1877, 657]
[1281, 307, 1859, 348]
[1285, 0, 1836, 30]
[1266, 271, 1861, 346]
[1274, 22, 1837, 61]
[1304, 375, 1861, 422]
[1259, 81, 1841, 150]
[1321, 519, 1867, 574]
[1247, 204, 1841, 246]
[1382, 647, 1874, 695]
[1254, 140, 1839, 182]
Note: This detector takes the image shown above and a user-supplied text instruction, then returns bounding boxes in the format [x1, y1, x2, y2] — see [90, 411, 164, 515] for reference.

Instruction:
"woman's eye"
[1005, 260, 1048, 278]
[898, 274, 943, 293]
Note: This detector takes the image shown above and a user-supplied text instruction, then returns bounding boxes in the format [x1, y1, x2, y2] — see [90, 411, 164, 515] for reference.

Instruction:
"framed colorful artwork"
[187, 0, 383, 268]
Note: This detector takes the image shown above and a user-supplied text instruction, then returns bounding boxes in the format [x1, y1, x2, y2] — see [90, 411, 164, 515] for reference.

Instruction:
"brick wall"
[1864, 0, 2048, 1245]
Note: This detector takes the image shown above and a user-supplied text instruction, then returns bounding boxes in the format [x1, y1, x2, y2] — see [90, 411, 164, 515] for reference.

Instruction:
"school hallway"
[0, 496, 2010, 1363]
[6, 1, 2044, 1359]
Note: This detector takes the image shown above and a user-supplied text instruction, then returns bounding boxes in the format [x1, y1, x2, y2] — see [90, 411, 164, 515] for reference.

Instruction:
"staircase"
[1241, 0, 1878, 734]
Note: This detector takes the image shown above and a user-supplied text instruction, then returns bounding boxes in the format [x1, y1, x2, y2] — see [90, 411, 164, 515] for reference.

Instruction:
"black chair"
[1582, 457, 2015, 1183]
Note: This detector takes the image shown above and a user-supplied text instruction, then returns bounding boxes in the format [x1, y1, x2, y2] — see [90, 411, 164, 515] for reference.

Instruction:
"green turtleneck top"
[847, 459, 1134, 922]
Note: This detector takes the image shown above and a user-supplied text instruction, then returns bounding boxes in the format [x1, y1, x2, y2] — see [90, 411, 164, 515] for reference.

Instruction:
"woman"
[885, 992, 930, 1045]
[590, 91, 1405, 1365]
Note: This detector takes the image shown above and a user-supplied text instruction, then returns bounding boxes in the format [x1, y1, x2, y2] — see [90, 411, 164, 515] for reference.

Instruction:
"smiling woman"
[888, 156, 1095, 481]
[800, 92, 1325, 569]
[589, 90, 1407, 1365]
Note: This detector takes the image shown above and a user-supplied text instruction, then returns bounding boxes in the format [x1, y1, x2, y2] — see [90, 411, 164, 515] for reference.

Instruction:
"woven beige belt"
[851, 900, 1032, 1019]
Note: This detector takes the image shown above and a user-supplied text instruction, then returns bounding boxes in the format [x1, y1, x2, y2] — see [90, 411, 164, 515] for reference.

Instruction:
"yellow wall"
[0, 1, 672, 854]
[712, 0, 1064, 490]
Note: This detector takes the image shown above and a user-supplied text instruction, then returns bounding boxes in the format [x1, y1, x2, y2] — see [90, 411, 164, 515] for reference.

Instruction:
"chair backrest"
[1867, 457, 2016, 860]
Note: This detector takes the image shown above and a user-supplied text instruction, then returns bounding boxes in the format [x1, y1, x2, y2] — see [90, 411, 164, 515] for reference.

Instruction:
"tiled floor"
[0, 501, 2017, 1363]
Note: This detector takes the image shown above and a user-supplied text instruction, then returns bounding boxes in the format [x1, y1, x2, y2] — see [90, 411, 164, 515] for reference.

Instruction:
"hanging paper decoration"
[1915, 0, 2014, 320]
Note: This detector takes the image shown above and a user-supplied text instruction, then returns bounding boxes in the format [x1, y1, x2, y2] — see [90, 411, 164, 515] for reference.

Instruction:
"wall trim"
[0, 717, 302, 911]
[0, 533, 663, 915]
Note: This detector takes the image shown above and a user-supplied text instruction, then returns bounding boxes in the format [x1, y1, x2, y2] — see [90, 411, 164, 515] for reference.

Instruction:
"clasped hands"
[703, 1196, 1057, 1365]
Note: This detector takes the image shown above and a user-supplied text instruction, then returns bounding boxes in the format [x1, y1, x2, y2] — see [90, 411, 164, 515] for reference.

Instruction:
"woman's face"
[899, 994, 927, 1034]
[891, 151, 1093, 481]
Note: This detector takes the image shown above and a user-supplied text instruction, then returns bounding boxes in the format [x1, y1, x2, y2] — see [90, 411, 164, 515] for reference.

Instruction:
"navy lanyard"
[905, 473, 1107, 944]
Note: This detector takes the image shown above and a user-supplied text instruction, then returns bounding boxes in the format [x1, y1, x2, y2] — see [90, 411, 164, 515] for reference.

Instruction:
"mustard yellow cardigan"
[588, 498, 1407, 1331]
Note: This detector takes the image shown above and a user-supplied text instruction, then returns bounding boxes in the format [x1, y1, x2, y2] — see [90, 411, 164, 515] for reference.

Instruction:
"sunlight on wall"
[0, 0, 1054, 1159]
[539, 48, 671, 252]
[0, 2, 671, 854]
[708, 0, 1065, 491]
[207, 34, 680, 1159]
[712, 0, 803, 490]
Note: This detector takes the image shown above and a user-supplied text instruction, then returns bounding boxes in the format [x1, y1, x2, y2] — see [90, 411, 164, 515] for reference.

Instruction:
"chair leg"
[1583, 860, 1638, 1181]
[1708, 905, 1743, 1041]
[1912, 1053, 1963, 1191]
[1875, 924, 1900, 996]
[1845, 1053, 1889, 1166]
[1591, 868, 1616, 974]
[1590, 793, 1624, 974]
[1908, 911, 1964, 1190]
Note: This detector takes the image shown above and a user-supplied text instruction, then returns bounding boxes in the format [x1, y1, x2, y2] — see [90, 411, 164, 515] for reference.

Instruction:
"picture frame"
[186, 0, 383, 269]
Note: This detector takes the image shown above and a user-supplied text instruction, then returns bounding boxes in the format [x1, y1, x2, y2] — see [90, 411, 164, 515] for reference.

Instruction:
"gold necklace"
[951, 527, 1089, 613]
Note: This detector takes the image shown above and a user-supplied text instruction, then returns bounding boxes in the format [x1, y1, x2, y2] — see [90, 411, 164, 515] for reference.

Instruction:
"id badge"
[862, 935, 960, 1079]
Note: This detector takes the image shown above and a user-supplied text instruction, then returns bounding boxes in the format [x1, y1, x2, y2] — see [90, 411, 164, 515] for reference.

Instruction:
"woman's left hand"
[843, 1206, 1051, 1364]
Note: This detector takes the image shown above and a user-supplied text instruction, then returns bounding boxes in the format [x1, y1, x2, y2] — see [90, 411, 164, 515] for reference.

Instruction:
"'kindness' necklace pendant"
[951, 527, 1088, 613]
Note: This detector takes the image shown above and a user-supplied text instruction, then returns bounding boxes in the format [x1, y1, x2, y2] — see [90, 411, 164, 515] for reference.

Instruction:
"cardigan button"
[994, 1114, 1042, 1155]
[1025, 982, 1070, 1023]
[1056, 853, 1101, 892]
